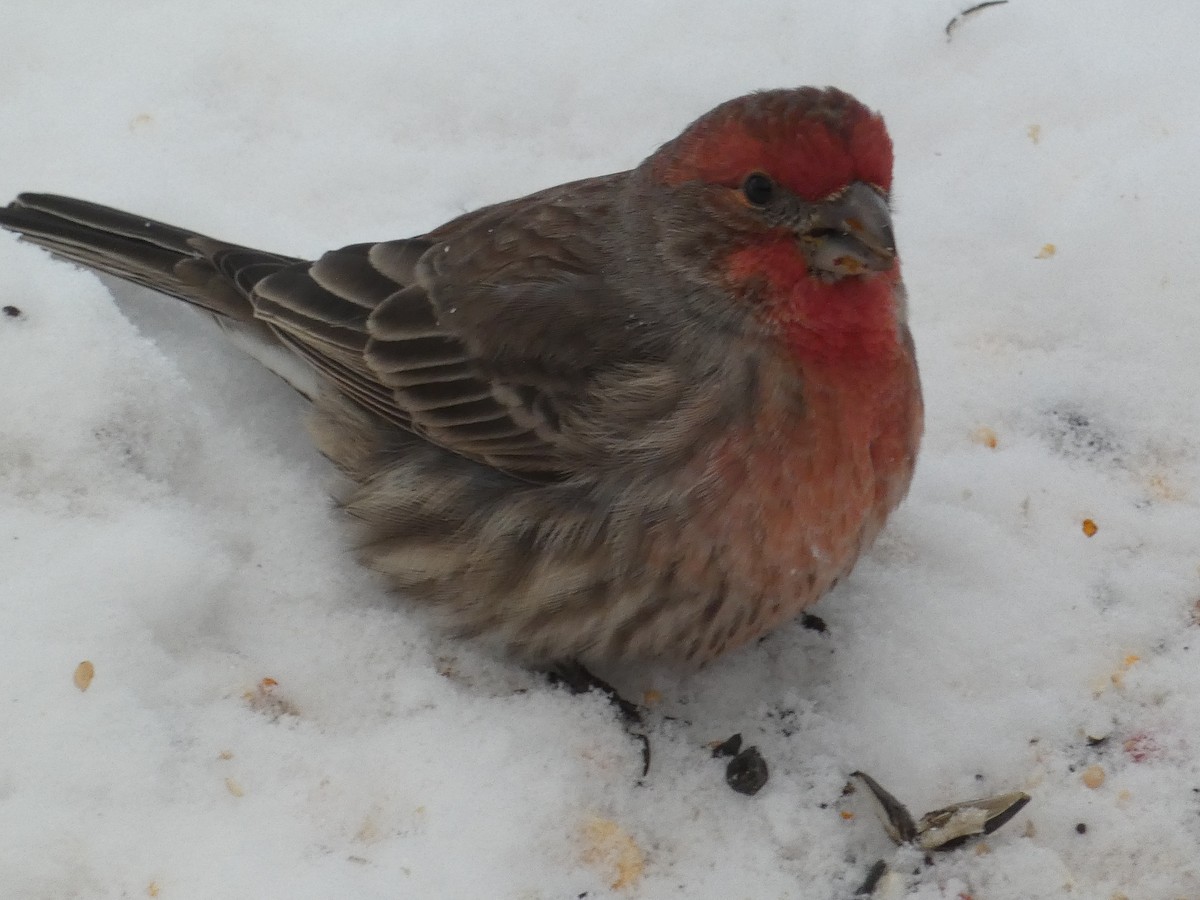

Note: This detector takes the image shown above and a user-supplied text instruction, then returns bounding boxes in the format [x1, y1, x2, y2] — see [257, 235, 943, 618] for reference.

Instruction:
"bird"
[0, 87, 922, 666]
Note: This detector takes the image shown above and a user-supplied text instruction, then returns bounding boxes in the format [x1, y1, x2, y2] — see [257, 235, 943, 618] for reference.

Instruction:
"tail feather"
[0, 193, 300, 322]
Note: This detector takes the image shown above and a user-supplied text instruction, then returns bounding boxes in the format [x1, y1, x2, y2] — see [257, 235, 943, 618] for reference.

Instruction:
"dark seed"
[635, 732, 651, 779]
[725, 746, 769, 795]
[801, 612, 828, 633]
[711, 733, 743, 758]
[2, 305, 20, 318]
[855, 859, 888, 896]
[1075, 822, 1087, 834]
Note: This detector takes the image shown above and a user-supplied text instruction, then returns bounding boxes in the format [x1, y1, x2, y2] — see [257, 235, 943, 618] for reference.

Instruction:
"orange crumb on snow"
[971, 426, 998, 448]
[581, 818, 645, 890]
[73, 660, 95, 692]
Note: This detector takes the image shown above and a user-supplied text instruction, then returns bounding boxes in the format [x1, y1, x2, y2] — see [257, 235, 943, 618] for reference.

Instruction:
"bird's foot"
[545, 660, 650, 777]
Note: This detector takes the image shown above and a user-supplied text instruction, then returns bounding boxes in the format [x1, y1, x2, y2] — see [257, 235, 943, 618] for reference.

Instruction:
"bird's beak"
[799, 181, 896, 279]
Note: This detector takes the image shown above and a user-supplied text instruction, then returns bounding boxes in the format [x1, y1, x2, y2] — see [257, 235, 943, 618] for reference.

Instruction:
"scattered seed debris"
[1123, 731, 1159, 763]
[726, 746, 769, 795]
[711, 733, 743, 758]
[855, 859, 888, 896]
[852, 771, 1031, 851]
[971, 426, 999, 449]
[243, 676, 300, 720]
[1044, 408, 1120, 463]
[801, 612, 828, 633]
[73, 660, 95, 692]
[634, 733, 651, 779]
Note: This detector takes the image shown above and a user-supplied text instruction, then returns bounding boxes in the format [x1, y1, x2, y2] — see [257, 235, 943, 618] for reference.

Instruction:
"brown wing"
[0, 181, 689, 484]
[246, 174, 676, 482]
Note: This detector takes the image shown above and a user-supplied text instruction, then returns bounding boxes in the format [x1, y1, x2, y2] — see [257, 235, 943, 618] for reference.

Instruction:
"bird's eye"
[741, 172, 775, 206]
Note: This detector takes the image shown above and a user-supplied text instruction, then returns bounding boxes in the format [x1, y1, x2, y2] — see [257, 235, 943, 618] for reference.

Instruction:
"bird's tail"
[0, 193, 299, 322]
[0, 193, 323, 397]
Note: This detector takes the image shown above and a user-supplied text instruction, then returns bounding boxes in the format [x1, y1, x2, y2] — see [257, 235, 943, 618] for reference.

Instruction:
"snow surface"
[2, 2, 1199, 897]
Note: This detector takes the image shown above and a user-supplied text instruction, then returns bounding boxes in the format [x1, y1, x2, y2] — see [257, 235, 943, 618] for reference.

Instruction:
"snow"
[2, 2, 1199, 897]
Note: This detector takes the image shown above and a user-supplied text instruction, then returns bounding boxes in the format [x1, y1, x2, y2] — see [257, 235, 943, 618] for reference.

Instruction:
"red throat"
[725, 237, 904, 371]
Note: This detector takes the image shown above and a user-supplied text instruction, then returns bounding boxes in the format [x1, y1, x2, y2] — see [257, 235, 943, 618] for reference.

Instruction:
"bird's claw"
[546, 661, 650, 777]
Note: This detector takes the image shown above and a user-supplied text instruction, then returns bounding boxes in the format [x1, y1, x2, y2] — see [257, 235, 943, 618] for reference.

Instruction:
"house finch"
[0, 87, 921, 665]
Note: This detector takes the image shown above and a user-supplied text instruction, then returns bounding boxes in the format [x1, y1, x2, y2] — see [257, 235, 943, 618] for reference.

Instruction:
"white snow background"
[2, 2, 1198, 897]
